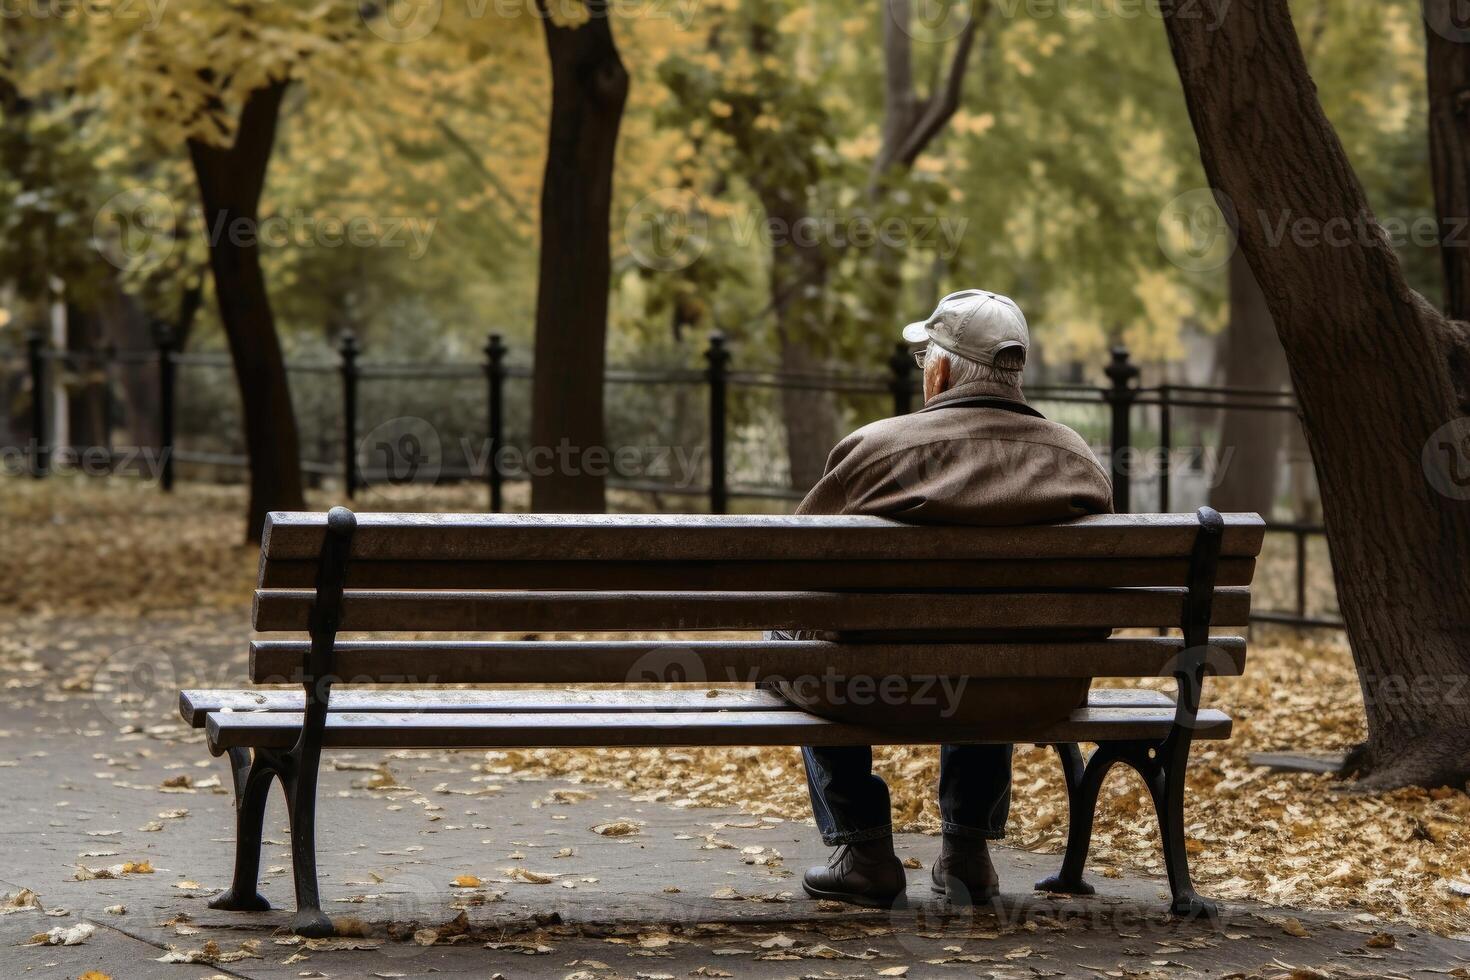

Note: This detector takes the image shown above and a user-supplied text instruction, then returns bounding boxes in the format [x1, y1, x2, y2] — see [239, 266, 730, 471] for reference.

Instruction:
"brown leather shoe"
[802, 837, 907, 908]
[930, 836, 1000, 904]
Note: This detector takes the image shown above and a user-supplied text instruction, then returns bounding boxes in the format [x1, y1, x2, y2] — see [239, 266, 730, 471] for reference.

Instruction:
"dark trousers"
[764, 629, 1012, 846]
[803, 743, 1012, 845]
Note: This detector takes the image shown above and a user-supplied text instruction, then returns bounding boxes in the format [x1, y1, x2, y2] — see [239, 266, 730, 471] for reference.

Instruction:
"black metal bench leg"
[208, 748, 275, 912]
[1035, 743, 1108, 896]
[281, 744, 333, 938]
[1145, 752, 1217, 920]
[275, 504, 354, 939]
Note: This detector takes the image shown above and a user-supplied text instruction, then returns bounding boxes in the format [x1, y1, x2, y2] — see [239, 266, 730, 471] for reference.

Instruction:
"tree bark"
[740, 1, 981, 491]
[174, 274, 205, 351]
[1424, 2, 1470, 320]
[756, 189, 841, 491]
[92, 275, 160, 451]
[864, 0, 983, 350]
[725, 16, 838, 491]
[531, 1, 628, 513]
[187, 79, 305, 542]
[1162, 0, 1470, 788]
[872, 0, 981, 183]
[1211, 251, 1290, 515]
[64, 302, 108, 451]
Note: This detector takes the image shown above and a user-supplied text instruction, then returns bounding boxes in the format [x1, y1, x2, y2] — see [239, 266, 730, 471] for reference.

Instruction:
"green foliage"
[638, 0, 1437, 371]
[0, 0, 1442, 380]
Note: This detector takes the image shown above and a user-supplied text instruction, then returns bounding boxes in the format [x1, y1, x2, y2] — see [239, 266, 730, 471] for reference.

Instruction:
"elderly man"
[789, 289, 1114, 908]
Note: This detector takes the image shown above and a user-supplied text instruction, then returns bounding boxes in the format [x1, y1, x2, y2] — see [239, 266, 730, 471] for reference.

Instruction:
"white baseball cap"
[902, 289, 1029, 367]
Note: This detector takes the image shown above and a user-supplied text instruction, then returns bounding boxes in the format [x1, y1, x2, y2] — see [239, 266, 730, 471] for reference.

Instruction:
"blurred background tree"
[0, 0, 1438, 518]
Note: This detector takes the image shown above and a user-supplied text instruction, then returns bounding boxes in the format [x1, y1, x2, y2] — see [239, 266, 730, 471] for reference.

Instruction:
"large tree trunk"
[1162, 0, 1470, 788]
[1425, 2, 1470, 321]
[531, 1, 628, 513]
[188, 79, 305, 542]
[1211, 251, 1290, 515]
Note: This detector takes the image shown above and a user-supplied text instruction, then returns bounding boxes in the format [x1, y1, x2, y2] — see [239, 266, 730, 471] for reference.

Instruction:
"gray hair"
[930, 344, 1024, 388]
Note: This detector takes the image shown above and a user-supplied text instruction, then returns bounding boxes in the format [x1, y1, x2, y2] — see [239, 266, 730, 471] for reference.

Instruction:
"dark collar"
[918, 380, 1029, 414]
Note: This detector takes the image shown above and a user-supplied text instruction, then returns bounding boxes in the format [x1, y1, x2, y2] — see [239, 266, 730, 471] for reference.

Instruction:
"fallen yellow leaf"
[1281, 917, 1310, 938]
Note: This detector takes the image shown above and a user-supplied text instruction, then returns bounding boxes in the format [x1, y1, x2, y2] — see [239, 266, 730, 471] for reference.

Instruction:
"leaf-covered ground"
[3, 477, 1467, 936]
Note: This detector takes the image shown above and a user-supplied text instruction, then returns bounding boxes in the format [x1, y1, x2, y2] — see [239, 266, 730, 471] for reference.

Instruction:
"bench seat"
[183, 687, 1229, 749]
[180, 685, 1178, 723]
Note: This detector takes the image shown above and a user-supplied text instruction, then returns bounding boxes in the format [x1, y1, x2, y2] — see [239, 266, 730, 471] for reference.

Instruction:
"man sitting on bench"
[783, 289, 1115, 908]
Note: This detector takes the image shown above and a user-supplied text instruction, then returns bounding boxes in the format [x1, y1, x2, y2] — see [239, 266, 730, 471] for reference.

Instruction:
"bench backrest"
[248, 510, 1262, 686]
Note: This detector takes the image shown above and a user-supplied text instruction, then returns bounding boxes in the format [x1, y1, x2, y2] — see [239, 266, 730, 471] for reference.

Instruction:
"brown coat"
[775, 379, 1116, 725]
[796, 379, 1114, 523]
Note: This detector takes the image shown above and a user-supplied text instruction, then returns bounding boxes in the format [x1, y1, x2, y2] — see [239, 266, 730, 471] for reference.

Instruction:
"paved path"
[1, 613, 1465, 978]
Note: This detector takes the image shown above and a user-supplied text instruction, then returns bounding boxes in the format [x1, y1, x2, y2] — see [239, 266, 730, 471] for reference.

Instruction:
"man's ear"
[931, 354, 950, 392]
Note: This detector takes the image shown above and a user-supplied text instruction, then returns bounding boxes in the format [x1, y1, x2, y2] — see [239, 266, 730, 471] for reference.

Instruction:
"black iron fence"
[3, 328, 1339, 630]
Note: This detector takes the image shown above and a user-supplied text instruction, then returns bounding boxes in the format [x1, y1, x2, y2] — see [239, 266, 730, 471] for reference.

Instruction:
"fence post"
[483, 332, 506, 513]
[26, 329, 46, 478]
[889, 341, 914, 416]
[705, 331, 729, 515]
[154, 324, 177, 491]
[339, 330, 360, 498]
[1104, 345, 1139, 513]
[100, 343, 116, 473]
[1157, 382, 1171, 512]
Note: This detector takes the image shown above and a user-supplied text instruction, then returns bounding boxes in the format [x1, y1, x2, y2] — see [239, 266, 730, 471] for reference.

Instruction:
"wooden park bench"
[179, 506, 1261, 936]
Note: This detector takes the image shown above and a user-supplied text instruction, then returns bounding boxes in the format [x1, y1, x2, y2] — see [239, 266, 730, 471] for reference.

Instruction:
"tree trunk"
[754, 187, 841, 491]
[187, 79, 305, 542]
[1425, 2, 1470, 321]
[775, 324, 840, 492]
[531, 1, 628, 513]
[174, 274, 205, 351]
[1211, 251, 1290, 515]
[64, 302, 108, 451]
[1162, 0, 1470, 788]
[864, 0, 983, 354]
[92, 276, 160, 451]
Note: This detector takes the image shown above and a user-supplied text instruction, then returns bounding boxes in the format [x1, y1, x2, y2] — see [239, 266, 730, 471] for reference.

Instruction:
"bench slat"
[179, 688, 795, 726]
[252, 588, 1252, 632]
[205, 704, 1232, 749]
[249, 636, 1247, 684]
[179, 686, 1179, 727]
[258, 557, 1258, 591]
[262, 512, 1266, 563]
